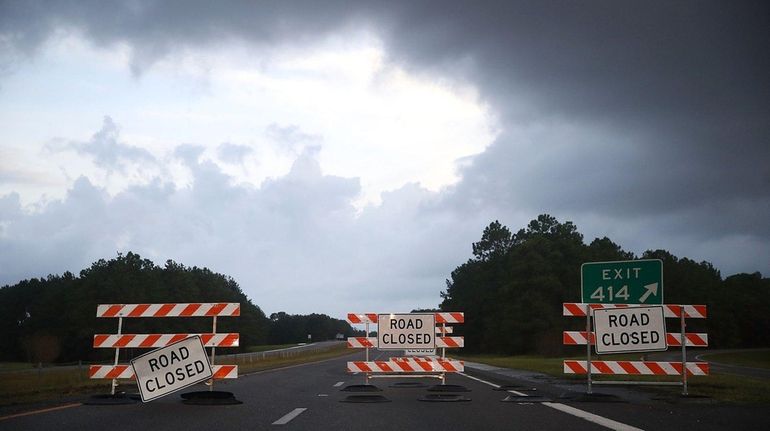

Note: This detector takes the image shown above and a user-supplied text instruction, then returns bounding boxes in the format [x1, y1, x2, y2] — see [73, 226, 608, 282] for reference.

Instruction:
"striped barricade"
[97, 303, 241, 318]
[562, 303, 707, 319]
[563, 302, 709, 395]
[563, 360, 709, 376]
[346, 312, 465, 384]
[562, 331, 708, 347]
[347, 336, 464, 349]
[93, 302, 240, 395]
[347, 313, 378, 324]
[347, 358, 464, 373]
[89, 364, 239, 380]
[346, 312, 465, 325]
[93, 333, 240, 348]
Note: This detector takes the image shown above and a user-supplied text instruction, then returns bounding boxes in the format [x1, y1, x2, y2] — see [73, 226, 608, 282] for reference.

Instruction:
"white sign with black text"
[593, 306, 667, 354]
[377, 313, 436, 350]
[131, 335, 213, 402]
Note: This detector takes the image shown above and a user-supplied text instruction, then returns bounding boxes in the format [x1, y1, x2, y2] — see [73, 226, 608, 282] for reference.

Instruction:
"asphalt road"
[2, 350, 769, 430]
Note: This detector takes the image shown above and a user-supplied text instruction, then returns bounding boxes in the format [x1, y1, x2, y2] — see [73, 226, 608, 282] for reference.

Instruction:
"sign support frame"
[111, 317, 123, 396]
[346, 312, 464, 383]
[586, 305, 592, 394]
[583, 304, 695, 395]
[681, 310, 687, 395]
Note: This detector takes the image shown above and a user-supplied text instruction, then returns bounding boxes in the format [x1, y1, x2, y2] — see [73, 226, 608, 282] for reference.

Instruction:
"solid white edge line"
[542, 403, 644, 431]
[272, 408, 307, 425]
[458, 371, 644, 431]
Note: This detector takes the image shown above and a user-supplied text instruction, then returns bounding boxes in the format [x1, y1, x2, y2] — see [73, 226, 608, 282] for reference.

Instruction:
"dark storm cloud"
[1, 0, 768, 278]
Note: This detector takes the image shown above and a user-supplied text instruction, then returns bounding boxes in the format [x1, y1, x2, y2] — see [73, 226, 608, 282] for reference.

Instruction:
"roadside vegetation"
[701, 349, 770, 369]
[0, 342, 352, 407]
[440, 215, 770, 356]
[457, 352, 770, 403]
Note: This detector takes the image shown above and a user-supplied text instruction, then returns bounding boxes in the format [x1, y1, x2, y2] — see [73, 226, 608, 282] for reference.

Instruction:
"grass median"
[455, 352, 770, 404]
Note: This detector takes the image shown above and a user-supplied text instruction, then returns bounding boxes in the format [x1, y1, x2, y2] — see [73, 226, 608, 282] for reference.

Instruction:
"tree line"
[0, 252, 357, 363]
[439, 215, 770, 355]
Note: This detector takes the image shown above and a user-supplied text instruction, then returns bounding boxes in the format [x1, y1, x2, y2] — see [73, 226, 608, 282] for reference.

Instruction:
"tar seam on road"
[0, 403, 82, 421]
[457, 372, 644, 431]
[272, 407, 307, 425]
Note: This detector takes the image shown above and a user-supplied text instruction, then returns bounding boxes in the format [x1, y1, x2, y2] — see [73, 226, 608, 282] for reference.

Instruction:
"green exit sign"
[581, 259, 663, 304]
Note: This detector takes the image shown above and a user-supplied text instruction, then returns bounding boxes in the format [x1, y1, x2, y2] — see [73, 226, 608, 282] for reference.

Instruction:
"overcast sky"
[1, 1, 768, 318]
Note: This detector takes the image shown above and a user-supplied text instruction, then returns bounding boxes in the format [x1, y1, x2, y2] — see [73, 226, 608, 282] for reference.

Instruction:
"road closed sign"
[378, 313, 435, 350]
[131, 335, 213, 402]
[593, 306, 667, 354]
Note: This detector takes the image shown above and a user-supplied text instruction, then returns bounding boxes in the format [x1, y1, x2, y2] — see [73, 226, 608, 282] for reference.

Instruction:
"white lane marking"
[458, 372, 527, 396]
[543, 403, 644, 431]
[333, 381, 345, 387]
[317, 394, 329, 397]
[458, 372, 643, 431]
[272, 408, 307, 425]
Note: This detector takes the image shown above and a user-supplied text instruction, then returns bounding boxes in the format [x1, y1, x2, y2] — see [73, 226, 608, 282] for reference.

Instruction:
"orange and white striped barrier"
[346, 313, 378, 324]
[562, 331, 708, 347]
[97, 303, 240, 318]
[93, 333, 240, 348]
[563, 299, 709, 395]
[345, 311, 465, 384]
[562, 303, 707, 318]
[89, 364, 238, 379]
[347, 336, 464, 349]
[347, 358, 464, 373]
[435, 312, 464, 324]
[93, 302, 241, 396]
[563, 360, 709, 376]
[346, 312, 465, 324]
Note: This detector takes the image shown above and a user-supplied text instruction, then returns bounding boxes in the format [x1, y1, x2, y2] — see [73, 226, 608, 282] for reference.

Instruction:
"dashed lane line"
[272, 408, 307, 425]
[542, 402, 644, 431]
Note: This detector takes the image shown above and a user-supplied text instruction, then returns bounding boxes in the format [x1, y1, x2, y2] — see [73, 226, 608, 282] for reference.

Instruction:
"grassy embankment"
[0, 342, 352, 406]
[702, 350, 770, 369]
[455, 349, 770, 403]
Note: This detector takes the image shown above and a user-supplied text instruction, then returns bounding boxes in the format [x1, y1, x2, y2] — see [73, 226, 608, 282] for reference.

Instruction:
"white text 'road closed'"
[131, 335, 213, 402]
[377, 314, 436, 350]
[593, 306, 667, 354]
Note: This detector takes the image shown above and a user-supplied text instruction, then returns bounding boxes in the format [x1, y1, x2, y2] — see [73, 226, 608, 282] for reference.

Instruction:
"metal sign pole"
[111, 316, 123, 395]
[441, 321, 447, 385]
[365, 322, 370, 385]
[586, 304, 593, 394]
[209, 315, 217, 392]
[680, 307, 688, 395]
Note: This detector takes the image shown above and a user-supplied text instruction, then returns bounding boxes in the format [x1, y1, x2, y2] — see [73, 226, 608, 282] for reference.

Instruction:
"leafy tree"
[440, 215, 770, 355]
[472, 220, 513, 261]
[0, 252, 271, 362]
